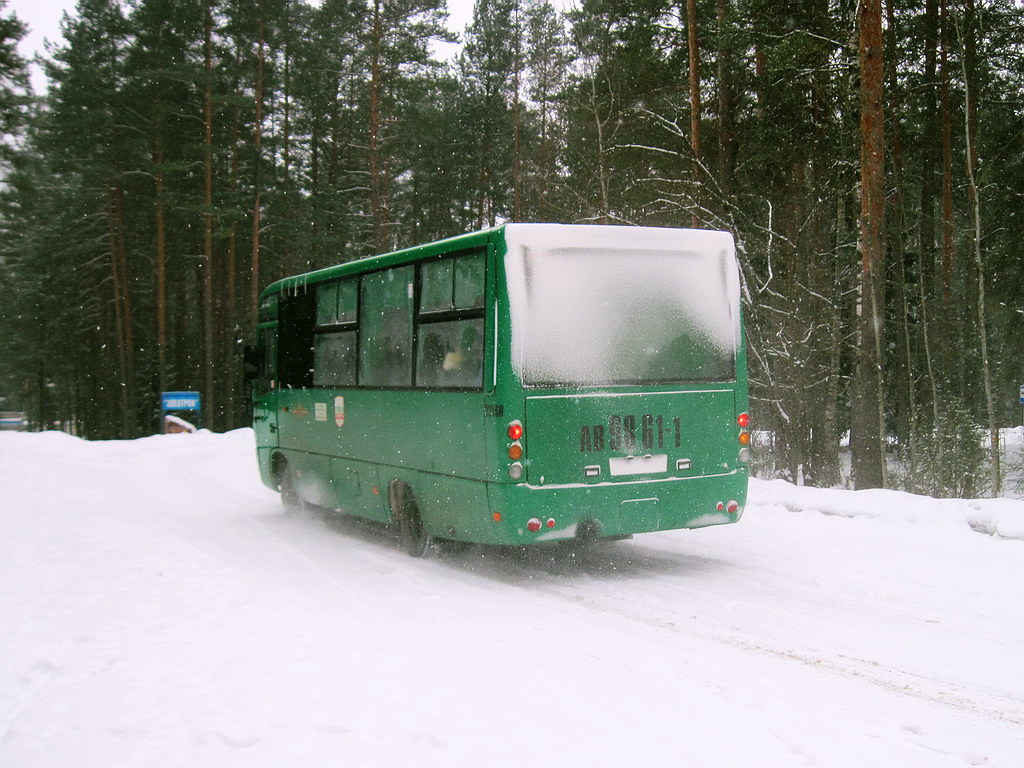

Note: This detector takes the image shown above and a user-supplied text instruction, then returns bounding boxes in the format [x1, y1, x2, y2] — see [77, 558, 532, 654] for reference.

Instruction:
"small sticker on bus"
[335, 396, 345, 427]
[315, 403, 327, 421]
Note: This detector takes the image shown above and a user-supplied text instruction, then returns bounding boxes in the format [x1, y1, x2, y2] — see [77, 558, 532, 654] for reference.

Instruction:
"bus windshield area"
[505, 226, 740, 387]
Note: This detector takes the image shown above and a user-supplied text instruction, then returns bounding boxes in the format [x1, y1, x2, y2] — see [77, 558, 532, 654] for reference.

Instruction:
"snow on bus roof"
[502, 223, 741, 385]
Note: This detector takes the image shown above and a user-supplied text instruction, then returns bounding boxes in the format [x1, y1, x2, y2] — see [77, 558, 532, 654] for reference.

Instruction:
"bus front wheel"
[389, 482, 429, 558]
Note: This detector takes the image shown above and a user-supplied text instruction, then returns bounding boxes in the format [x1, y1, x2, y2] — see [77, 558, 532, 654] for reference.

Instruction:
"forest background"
[0, 0, 1021, 498]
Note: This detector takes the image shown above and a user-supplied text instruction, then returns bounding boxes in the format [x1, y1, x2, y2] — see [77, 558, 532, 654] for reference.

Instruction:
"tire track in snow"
[433, 538, 1024, 730]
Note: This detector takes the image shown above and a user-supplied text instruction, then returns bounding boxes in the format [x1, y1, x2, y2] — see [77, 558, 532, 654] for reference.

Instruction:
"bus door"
[253, 324, 279, 447]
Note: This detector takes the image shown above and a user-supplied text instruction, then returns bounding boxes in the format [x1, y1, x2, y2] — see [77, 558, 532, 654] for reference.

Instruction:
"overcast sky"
[4, 0, 483, 92]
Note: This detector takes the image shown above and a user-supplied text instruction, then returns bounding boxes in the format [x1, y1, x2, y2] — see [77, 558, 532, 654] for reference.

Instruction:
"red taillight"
[716, 501, 725, 511]
[507, 422, 524, 440]
[737, 412, 750, 428]
[726, 500, 739, 514]
[546, 518, 556, 528]
[527, 517, 542, 532]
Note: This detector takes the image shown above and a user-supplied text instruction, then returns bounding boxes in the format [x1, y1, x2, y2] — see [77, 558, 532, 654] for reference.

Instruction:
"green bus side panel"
[292, 453, 334, 507]
[272, 388, 488, 525]
[328, 457, 386, 521]
[381, 468, 495, 542]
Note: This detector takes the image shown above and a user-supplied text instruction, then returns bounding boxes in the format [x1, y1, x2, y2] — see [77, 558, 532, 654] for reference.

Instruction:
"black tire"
[389, 482, 429, 557]
[278, 464, 304, 514]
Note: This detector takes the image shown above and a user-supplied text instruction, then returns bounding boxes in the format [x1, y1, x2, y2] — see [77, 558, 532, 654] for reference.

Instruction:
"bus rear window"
[504, 227, 740, 387]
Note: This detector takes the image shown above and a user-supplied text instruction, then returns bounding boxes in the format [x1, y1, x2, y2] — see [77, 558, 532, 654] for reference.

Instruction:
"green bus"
[249, 223, 750, 556]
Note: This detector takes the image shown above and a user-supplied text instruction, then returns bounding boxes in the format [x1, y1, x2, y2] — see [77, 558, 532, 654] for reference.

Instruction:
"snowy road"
[2, 430, 1022, 767]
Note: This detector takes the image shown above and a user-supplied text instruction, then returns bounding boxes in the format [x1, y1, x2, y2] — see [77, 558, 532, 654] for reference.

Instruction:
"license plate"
[608, 454, 668, 477]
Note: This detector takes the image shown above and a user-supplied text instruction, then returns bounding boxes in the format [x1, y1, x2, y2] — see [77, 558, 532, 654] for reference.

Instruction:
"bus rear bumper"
[484, 471, 749, 545]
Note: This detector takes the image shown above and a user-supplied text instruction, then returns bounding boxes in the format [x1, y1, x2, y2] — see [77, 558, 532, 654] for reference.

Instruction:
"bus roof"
[261, 225, 501, 299]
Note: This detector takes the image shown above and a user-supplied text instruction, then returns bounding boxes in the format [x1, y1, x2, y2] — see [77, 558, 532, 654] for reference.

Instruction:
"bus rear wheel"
[277, 463, 304, 515]
[389, 482, 429, 558]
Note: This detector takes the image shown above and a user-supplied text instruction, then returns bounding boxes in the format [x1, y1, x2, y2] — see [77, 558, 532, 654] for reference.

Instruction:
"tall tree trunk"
[885, 0, 916, 472]
[920, 0, 939, 285]
[512, 42, 522, 221]
[510, 0, 523, 221]
[154, 134, 167, 405]
[939, 0, 956, 403]
[369, 0, 385, 250]
[852, 0, 887, 489]
[202, 0, 216, 429]
[586, 66, 610, 223]
[107, 179, 134, 437]
[228, 63, 242, 404]
[687, 0, 701, 227]
[959, 1, 1000, 496]
[251, 17, 266, 328]
[715, 0, 735, 200]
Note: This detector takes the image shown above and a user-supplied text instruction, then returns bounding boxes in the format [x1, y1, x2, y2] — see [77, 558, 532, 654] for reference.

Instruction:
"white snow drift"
[1, 429, 1022, 767]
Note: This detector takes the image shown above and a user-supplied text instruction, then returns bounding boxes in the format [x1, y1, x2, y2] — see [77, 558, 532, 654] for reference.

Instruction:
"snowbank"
[751, 477, 1024, 541]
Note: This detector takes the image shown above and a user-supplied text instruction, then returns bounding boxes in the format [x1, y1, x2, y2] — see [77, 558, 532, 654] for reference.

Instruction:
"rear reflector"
[527, 518, 542, 533]
[726, 500, 739, 514]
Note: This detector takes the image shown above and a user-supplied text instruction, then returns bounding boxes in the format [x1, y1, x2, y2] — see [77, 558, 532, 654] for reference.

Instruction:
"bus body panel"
[485, 468, 747, 542]
[522, 388, 741, 487]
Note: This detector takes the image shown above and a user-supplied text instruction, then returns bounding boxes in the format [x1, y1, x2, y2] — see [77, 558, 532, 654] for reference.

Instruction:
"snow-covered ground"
[1, 429, 1022, 767]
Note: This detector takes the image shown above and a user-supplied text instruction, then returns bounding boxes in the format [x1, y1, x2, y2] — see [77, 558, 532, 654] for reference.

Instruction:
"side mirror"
[243, 344, 260, 380]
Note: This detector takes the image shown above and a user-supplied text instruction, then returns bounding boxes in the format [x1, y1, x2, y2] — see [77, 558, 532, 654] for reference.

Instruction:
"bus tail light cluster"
[716, 501, 741, 515]
[507, 420, 524, 480]
[737, 412, 751, 463]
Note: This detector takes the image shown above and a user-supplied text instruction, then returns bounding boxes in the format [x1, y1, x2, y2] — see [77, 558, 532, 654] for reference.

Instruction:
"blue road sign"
[161, 391, 201, 411]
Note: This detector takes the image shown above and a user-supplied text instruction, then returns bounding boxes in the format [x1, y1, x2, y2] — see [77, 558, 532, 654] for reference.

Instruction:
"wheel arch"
[271, 450, 290, 485]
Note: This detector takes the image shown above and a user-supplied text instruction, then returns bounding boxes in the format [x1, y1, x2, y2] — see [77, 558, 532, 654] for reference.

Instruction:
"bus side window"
[415, 249, 485, 389]
[359, 266, 414, 387]
[278, 290, 316, 388]
[454, 251, 485, 309]
[313, 332, 356, 387]
[313, 279, 358, 388]
[316, 282, 338, 325]
[416, 319, 483, 389]
[421, 259, 454, 312]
